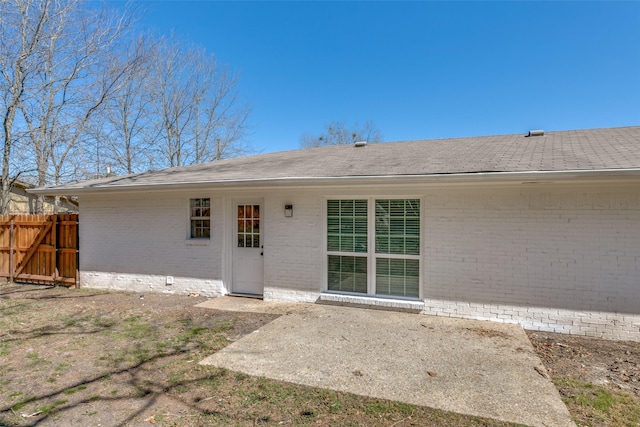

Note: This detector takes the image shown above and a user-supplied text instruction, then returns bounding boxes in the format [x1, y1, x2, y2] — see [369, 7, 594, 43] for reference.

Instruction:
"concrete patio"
[198, 297, 575, 427]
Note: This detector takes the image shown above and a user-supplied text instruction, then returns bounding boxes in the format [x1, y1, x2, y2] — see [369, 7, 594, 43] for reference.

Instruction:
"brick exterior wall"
[77, 184, 640, 341]
[262, 193, 323, 302]
[79, 191, 225, 297]
[421, 185, 640, 341]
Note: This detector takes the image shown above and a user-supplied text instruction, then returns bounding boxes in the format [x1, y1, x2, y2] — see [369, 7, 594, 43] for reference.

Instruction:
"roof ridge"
[392, 125, 640, 145]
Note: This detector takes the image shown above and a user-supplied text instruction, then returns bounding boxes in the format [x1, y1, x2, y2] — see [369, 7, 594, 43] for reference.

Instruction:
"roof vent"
[353, 141, 367, 147]
[527, 130, 545, 137]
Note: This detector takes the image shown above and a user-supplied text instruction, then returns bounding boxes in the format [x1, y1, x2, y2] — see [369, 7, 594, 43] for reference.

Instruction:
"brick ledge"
[319, 293, 425, 311]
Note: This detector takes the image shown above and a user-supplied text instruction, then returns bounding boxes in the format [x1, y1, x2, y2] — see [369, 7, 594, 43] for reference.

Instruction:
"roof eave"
[27, 168, 640, 196]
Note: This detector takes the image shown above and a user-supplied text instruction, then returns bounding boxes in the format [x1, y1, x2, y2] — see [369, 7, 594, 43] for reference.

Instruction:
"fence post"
[9, 217, 14, 284]
[74, 214, 79, 288]
[52, 214, 59, 284]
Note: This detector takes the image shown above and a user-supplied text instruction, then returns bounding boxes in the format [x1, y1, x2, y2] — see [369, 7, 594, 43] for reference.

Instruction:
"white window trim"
[185, 239, 210, 246]
[323, 196, 423, 300]
[186, 197, 211, 244]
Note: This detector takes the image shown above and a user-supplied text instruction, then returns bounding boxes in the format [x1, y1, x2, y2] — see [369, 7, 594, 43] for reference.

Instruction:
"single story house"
[31, 126, 640, 341]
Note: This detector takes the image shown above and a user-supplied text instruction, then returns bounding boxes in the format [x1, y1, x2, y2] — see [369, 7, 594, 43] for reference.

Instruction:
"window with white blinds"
[327, 200, 368, 292]
[374, 199, 420, 297]
[327, 198, 420, 298]
[327, 200, 368, 253]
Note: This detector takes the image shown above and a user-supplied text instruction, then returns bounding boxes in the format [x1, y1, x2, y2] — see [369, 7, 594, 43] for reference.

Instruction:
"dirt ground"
[0, 284, 639, 426]
[526, 331, 640, 396]
[526, 330, 640, 426]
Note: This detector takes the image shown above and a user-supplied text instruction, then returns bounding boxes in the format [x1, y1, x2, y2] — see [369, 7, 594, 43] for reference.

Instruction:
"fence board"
[0, 214, 78, 286]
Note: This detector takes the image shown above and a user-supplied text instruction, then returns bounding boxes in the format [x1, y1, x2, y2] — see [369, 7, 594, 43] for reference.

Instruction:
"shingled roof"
[32, 126, 640, 194]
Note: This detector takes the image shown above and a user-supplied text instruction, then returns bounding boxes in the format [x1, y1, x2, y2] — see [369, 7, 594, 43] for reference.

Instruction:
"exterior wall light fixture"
[284, 204, 293, 217]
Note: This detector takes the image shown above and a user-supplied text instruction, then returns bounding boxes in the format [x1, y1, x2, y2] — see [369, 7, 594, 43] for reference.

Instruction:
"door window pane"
[237, 204, 261, 248]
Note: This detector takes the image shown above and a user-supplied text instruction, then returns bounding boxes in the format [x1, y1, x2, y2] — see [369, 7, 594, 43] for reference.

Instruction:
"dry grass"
[2, 284, 638, 426]
[554, 378, 640, 426]
[0, 284, 518, 426]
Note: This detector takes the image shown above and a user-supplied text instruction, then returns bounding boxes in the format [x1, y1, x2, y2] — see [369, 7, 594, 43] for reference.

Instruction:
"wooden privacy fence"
[0, 214, 79, 287]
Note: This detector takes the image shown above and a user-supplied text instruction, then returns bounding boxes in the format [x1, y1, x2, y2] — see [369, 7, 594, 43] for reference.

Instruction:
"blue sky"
[135, 1, 640, 154]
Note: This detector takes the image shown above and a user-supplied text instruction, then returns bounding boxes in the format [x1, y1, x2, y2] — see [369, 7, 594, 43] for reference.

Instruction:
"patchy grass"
[38, 399, 68, 415]
[93, 316, 116, 328]
[25, 352, 51, 367]
[64, 315, 92, 328]
[119, 315, 156, 339]
[7, 391, 22, 401]
[0, 285, 523, 426]
[554, 378, 640, 426]
[54, 362, 69, 373]
[0, 284, 637, 426]
[10, 395, 36, 413]
[63, 385, 87, 395]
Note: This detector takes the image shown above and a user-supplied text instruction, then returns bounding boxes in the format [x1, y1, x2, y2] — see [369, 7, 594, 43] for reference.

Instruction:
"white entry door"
[232, 202, 264, 295]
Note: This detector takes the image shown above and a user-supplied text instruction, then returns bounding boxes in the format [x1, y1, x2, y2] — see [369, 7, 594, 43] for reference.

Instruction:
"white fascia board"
[27, 168, 640, 197]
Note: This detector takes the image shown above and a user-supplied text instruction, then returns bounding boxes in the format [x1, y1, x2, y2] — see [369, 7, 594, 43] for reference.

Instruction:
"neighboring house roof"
[3, 179, 79, 213]
[31, 126, 640, 195]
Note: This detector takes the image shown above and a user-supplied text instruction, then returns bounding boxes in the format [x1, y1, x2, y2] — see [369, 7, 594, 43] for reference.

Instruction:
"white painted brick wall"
[80, 271, 225, 297]
[422, 185, 640, 341]
[77, 184, 640, 341]
[79, 191, 225, 296]
[262, 193, 323, 297]
[263, 287, 319, 303]
[422, 300, 640, 341]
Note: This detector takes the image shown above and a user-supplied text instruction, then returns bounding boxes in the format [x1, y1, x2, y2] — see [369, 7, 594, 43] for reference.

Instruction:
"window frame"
[188, 197, 211, 240]
[374, 199, 421, 298]
[324, 196, 422, 300]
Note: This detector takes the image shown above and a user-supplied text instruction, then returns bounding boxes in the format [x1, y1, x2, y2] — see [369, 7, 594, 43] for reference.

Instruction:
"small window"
[190, 198, 210, 239]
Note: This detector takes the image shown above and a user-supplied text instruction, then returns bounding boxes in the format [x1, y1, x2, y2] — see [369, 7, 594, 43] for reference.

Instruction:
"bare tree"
[19, 1, 141, 211]
[0, 0, 51, 213]
[0, 0, 252, 214]
[300, 120, 383, 148]
[148, 35, 251, 168]
[0, 0, 141, 212]
[87, 34, 156, 176]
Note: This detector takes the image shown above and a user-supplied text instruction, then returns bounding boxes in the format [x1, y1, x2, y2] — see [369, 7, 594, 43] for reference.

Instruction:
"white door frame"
[229, 198, 264, 295]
